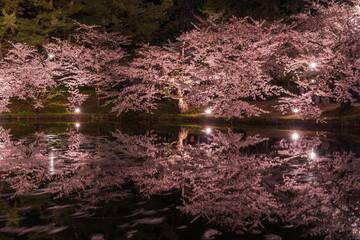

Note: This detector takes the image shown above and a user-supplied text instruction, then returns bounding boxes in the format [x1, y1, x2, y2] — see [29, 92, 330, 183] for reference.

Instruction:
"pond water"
[0, 121, 359, 240]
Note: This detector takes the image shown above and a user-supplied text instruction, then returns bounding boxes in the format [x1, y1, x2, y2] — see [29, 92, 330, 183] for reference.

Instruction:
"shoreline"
[0, 113, 359, 130]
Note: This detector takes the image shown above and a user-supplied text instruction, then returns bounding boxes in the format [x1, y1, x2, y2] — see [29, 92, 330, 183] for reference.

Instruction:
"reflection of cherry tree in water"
[130, 129, 360, 238]
[0, 126, 359, 239]
[0, 126, 166, 204]
[278, 151, 360, 239]
[0, 129, 54, 194]
[274, 133, 360, 239]
[47, 130, 130, 202]
[129, 127, 285, 231]
[262, 131, 360, 239]
[0, 128, 129, 201]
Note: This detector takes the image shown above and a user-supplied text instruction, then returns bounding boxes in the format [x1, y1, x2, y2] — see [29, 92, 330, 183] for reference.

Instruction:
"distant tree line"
[0, 0, 307, 52]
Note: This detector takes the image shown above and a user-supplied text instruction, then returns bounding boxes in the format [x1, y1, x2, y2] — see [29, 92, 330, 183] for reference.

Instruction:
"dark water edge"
[0, 191, 325, 240]
[0, 121, 358, 240]
[0, 113, 359, 131]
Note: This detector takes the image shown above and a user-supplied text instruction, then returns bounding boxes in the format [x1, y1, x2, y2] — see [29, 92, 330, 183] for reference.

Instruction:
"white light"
[205, 127, 212, 134]
[48, 54, 54, 59]
[292, 132, 299, 140]
[50, 154, 55, 174]
[75, 108, 81, 113]
[310, 62, 317, 69]
[75, 123, 80, 128]
[311, 79, 315, 83]
[205, 108, 212, 115]
[292, 108, 299, 113]
[310, 150, 316, 159]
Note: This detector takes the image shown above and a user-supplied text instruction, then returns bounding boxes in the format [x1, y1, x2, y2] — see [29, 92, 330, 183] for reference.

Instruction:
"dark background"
[0, 0, 308, 49]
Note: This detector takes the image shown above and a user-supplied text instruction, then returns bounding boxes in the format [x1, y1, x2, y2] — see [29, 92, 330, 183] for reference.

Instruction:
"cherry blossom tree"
[44, 21, 130, 110]
[177, 17, 287, 118]
[113, 17, 288, 117]
[0, 41, 92, 112]
[276, 0, 360, 118]
[0, 43, 55, 112]
[0, 21, 130, 112]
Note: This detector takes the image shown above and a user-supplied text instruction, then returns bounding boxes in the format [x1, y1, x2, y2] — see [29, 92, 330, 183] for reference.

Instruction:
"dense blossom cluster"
[0, 22, 129, 111]
[115, 0, 359, 119]
[276, 0, 360, 118]
[0, 1, 358, 118]
[127, 17, 287, 117]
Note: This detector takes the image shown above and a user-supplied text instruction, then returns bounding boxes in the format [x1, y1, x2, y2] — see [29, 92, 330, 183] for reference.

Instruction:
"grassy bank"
[2, 88, 360, 130]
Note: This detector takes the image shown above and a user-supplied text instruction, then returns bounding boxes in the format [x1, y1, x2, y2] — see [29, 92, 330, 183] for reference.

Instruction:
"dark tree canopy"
[0, 0, 308, 50]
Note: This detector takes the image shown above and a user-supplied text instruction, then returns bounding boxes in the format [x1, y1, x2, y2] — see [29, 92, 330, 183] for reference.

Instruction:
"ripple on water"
[0, 224, 67, 236]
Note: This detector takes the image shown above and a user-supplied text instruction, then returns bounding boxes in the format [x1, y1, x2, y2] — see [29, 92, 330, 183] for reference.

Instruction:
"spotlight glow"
[292, 108, 299, 113]
[205, 127, 212, 134]
[75, 108, 81, 113]
[292, 132, 299, 140]
[75, 123, 80, 128]
[205, 108, 212, 114]
[48, 54, 55, 59]
[310, 62, 317, 69]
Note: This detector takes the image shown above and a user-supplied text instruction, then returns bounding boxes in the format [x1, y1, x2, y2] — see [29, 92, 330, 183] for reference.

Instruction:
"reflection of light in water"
[292, 108, 299, 113]
[204, 108, 212, 114]
[310, 149, 316, 159]
[205, 128, 212, 134]
[292, 132, 299, 140]
[75, 108, 81, 113]
[50, 153, 55, 174]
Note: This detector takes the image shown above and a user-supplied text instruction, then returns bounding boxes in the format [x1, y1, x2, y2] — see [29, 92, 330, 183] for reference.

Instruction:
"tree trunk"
[177, 89, 188, 114]
[321, 97, 330, 107]
[95, 87, 104, 108]
[45, 33, 50, 44]
[177, 127, 188, 150]
[102, 16, 106, 31]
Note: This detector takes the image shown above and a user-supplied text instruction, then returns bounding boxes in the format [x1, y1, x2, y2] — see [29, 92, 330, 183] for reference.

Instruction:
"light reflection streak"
[292, 132, 299, 140]
[205, 127, 212, 134]
[49, 153, 55, 174]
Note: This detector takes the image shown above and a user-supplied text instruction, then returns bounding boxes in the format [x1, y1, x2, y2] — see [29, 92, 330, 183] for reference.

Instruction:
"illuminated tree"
[44, 21, 129, 110]
[276, 0, 360, 118]
[118, 17, 287, 117]
[0, 43, 55, 112]
[0, 21, 129, 112]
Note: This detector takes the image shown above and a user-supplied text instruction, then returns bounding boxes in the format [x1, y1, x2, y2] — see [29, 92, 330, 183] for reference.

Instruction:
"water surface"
[0, 122, 359, 240]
